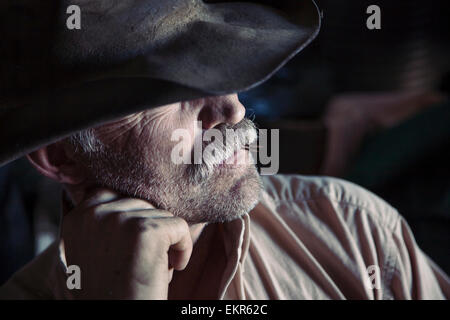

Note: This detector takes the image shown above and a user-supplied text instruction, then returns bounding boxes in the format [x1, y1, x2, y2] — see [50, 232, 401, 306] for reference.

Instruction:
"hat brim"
[0, 0, 320, 166]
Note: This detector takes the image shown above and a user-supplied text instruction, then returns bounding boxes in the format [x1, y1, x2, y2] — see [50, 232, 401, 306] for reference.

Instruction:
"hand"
[60, 189, 193, 299]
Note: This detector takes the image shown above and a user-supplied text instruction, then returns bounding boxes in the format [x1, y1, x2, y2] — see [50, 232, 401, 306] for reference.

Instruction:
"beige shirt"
[1, 175, 449, 299]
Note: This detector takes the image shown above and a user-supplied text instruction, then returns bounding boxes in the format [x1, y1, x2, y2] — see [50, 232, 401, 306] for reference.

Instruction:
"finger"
[82, 187, 121, 208]
[61, 187, 120, 218]
[118, 213, 191, 272]
[126, 214, 192, 270]
[94, 197, 157, 214]
[114, 209, 174, 221]
[151, 217, 193, 271]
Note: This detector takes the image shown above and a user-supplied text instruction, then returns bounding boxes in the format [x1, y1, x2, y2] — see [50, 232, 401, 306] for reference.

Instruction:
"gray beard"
[76, 143, 263, 224]
[71, 118, 263, 224]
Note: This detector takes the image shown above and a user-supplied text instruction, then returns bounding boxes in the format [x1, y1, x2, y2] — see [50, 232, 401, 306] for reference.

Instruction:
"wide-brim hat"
[0, 0, 320, 166]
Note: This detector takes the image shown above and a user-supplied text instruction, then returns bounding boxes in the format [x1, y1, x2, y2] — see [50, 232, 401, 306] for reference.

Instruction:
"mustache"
[186, 118, 257, 184]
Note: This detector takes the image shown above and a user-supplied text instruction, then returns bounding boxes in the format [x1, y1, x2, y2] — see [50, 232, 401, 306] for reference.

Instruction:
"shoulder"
[253, 175, 449, 299]
[0, 242, 66, 300]
[255, 174, 403, 298]
[260, 174, 400, 230]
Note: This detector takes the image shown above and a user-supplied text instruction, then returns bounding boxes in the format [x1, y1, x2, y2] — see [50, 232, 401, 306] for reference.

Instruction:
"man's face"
[68, 94, 263, 224]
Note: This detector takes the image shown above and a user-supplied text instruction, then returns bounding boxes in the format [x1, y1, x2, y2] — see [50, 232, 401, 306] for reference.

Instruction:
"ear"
[27, 142, 85, 185]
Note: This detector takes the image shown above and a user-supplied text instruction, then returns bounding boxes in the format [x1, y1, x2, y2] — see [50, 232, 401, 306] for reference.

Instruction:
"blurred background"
[1, 0, 450, 284]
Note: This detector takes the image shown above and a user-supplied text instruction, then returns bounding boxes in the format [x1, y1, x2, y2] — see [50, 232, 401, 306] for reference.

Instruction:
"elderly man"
[1, 94, 449, 299]
[0, 1, 449, 299]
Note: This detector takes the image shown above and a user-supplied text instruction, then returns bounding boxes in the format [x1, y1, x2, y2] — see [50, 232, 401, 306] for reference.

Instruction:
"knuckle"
[173, 216, 189, 230]
[130, 198, 156, 209]
[124, 216, 160, 234]
[115, 211, 131, 222]
[151, 209, 174, 217]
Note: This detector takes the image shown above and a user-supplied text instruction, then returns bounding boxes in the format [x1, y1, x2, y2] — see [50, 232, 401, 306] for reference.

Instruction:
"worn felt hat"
[0, 0, 320, 166]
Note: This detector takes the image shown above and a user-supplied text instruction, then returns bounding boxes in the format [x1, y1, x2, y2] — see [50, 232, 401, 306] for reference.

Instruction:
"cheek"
[139, 106, 201, 165]
[134, 126, 185, 170]
[159, 118, 202, 154]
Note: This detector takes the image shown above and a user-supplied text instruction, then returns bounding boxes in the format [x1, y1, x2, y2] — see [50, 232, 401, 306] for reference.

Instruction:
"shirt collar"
[217, 213, 250, 299]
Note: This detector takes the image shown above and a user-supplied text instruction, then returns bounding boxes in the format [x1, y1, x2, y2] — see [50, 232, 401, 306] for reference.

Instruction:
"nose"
[198, 95, 246, 129]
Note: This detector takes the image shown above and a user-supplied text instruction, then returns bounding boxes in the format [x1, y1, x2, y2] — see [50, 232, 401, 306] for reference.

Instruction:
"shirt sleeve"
[386, 215, 450, 299]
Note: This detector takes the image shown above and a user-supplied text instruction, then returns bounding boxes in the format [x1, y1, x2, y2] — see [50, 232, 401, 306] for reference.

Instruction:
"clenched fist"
[60, 189, 193, 299]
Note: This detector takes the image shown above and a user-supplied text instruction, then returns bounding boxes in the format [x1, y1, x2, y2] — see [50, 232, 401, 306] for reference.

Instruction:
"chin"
[182, 165, 263, 224]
